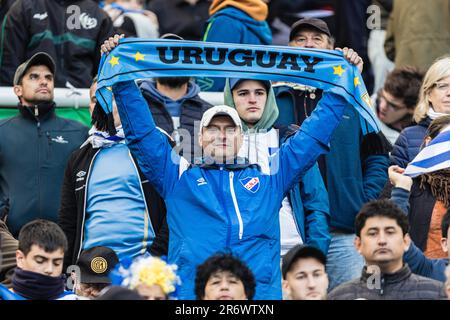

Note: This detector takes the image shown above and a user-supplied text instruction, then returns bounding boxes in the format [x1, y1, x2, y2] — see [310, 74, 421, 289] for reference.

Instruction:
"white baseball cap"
[200, 105, 243, 131]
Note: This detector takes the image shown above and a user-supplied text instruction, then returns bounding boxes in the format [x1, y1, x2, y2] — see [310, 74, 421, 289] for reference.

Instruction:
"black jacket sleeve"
[149, 215, 169, 257]
[0, 0, 29, 85]
[58, 152, 78, 270]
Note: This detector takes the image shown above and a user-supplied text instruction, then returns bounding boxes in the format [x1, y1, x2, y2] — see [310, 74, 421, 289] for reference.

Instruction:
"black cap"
[289, 18, 331, 41]
[282, 244, 327, 278]
[76, 246, 119, 284]
[13, 52, 56, 85]
[229, 78, 271, 91]
[95, 286, 145, 300]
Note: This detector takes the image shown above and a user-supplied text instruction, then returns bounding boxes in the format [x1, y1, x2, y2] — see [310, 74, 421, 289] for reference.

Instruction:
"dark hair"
[384, 66, 424, 109]
[355, 200, 409, 237]
[195, 253, 256, 300]
[426, 115, 450, 140]
[155, 77, 190, 88]
[441, 208, 450, 238]
[18, 219, 68, 255]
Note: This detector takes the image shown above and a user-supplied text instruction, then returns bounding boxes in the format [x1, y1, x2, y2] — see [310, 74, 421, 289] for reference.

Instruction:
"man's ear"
[282, 279, 291, 299]
[16, 249, 25, 268]
[404, 233, 412, 251]
[13, 85, 22, 99]
[441, 238, 448, 253]
[354, 236, 362, 254]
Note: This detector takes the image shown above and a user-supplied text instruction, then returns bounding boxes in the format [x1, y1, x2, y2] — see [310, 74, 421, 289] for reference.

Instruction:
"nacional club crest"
[239, 177, 260, 193]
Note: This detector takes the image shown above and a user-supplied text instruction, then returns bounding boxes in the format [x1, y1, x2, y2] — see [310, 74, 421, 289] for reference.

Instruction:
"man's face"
[14, 65, 54, 106]
[377, 90, 412, 125]
[16, 244, 64, 277]
[428, 75, 450, 115]
[289, 28, 332, 50]
[199, 116, 243, 163]
[135, 284, 167, 300]
[440, 226, 450, 257]
[232, 80, 267, 128]
[283, 257, 328, 300]
[355, 217, 410, 272]
[203, 270, 247, 300]
[76, 283, 104, 299]
[89, 81, 121, 128]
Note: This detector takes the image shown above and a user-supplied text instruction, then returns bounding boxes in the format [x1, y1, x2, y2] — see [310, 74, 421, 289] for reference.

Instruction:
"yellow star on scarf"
[333, 65, 345, 77]
[108, 56, 120, 67]
[354, 76, 361, 87]
[133, 51, 145, 62]
[106, 86, 112, 91]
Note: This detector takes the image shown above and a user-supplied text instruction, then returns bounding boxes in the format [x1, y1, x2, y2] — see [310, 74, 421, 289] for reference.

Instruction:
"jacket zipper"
[229, 171, 243, 240]
[218, 167, 232, 248]
[76, 149, 100, 261]
[128, 150, 153, 254]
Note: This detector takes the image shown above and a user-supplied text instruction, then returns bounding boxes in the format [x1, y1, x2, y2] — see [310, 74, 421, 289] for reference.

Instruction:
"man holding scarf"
[99, 34, 358, 299]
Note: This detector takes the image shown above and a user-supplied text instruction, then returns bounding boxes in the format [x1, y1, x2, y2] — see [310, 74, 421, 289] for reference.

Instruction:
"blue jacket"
[288, 165, 330, 254]
[200, 7, 272, 91]
[113, 80, 347, 300]
[391, 187, 449, 282]
[279, 127, 330, 254]
[274, 86, 389, 233]
[390, 117, 431, 168]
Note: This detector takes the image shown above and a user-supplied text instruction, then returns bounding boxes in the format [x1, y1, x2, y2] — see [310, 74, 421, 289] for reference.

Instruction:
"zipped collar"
[17, 101, 56, 122]
[361, 264, 412, 285]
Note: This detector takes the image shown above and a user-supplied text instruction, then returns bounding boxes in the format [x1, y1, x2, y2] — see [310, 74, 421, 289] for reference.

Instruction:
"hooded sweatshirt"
[224, 79, 305, 254]
[201, 4, 272, 91]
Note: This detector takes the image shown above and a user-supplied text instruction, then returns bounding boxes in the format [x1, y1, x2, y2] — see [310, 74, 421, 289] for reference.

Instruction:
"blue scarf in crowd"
[96, 39, 380, 135]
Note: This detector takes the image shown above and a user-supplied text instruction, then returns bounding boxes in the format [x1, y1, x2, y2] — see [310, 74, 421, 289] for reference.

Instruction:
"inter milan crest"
[239, 177, 260, 193]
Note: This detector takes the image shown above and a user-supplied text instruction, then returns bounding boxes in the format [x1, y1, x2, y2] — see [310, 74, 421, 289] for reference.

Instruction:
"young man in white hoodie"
[224, 78, 331, 257]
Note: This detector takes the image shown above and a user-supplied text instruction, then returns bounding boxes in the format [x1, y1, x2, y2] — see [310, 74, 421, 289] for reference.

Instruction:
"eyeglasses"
[434, 82, 450, 93]
[379, 91, 407, 111]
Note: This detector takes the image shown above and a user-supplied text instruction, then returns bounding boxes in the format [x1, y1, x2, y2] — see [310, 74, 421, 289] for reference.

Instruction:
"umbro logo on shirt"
[76, 171, 86, 182]
[197, 177, 207, 186]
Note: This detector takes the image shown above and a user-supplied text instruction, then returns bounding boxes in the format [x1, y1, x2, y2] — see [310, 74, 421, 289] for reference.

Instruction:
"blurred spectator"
[333, 0, 374, 94]
[391, 55, 450, 168]
[372, 67, 424, 144]
[224, 78, 330, 256]
[1, 52, 88, 237]
[328, 200, 447, 300]
[405, 116, 450, 259]
[0, 0, 14, 22]
[0, 219, 77, 300]
[268, 0, 335, 46]
[95, 285, 144, 300]
[113, 255, 180, 300]
[384, 0, 450, 72]
[368, 0, 394, 93]
[195, 253, 255, 300]
[446, 265, 450, 299]
[103, 0, 159, 38]
[0, 220, 18, 287]
[58, 77, 169, 268]
[282, 244, 329, 300]
[389, 165, 450, 282]
[275, 18, 390, 290]
[147, 0, 210, 41]
[139, 35, 212, 163]
[74, 246, 119, 299]
[200, 0, 272, 91]
[0, 0, 114, 88]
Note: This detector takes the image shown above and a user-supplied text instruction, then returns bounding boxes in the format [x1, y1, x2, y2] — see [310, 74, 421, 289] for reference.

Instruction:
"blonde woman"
[391, 55, 450, 168]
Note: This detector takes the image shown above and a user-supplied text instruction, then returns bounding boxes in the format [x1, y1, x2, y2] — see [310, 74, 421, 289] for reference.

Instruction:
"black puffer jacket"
[328, 265, 447, 300]
[0, 0, 114, 87]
